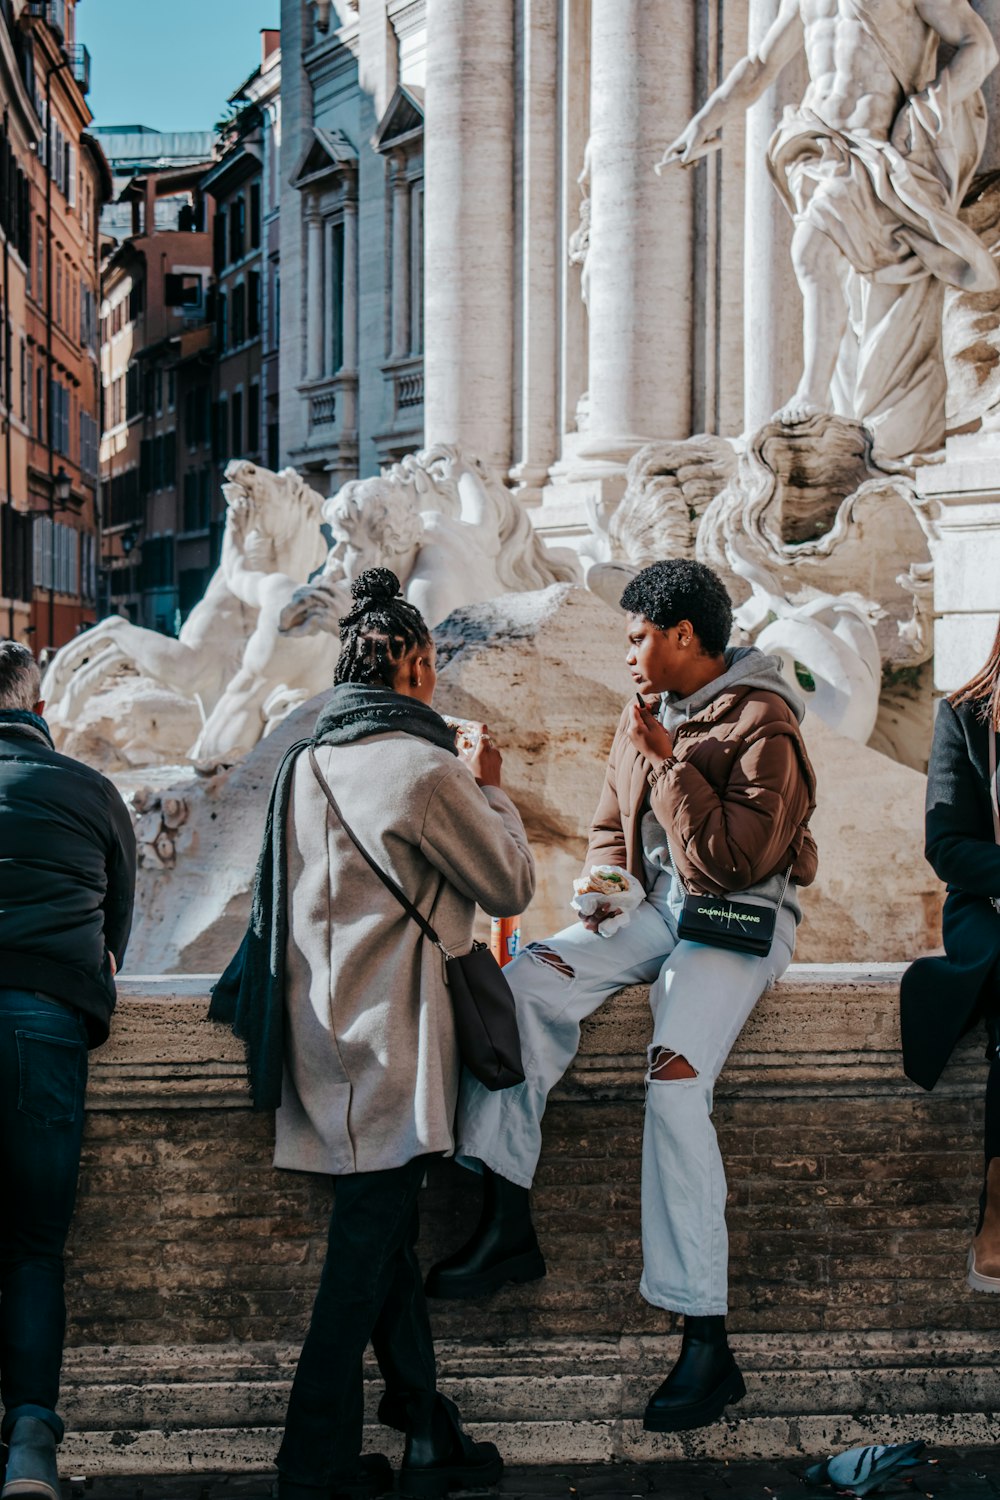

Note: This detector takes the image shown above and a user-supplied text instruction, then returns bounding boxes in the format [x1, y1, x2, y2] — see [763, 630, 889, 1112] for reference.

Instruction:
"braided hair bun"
[351, 567, 401, 606]
[334, 567, 432, 687]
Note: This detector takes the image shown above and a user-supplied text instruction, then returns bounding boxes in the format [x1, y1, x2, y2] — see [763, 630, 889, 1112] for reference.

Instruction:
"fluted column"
[742, 0, 806, 431]
[390, 165, 411, 360]
[424, 0, 514, 469]
[305, 202, 325, 381]
[510, 0, 560, 496]
[584, 0, 695, 456]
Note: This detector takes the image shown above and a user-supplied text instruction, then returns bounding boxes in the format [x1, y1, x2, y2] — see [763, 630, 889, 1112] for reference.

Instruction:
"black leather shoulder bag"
[675, 865, 792, 958]
[308, 747, 525, 1091]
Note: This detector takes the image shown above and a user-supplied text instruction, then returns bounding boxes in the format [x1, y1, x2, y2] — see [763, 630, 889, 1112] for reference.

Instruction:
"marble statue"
[730, 547, 883, 744]
[45, 450, 580, 770]
[660, 0, 1000, 459]
[43, 462, 331, 768]
[279, 443, 581, 637]
[567, 140, 592, 308]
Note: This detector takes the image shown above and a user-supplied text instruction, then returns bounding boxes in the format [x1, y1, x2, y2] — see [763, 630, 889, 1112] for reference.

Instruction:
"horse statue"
[279, 444, 581, 637]
[42, 461, 330, 766]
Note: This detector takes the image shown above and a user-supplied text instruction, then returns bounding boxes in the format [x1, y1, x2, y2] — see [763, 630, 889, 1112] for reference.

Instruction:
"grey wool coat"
[274, 731, 536, 1175]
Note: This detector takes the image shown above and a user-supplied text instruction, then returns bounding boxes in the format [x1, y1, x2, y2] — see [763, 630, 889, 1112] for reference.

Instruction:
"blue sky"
[75, 0, 280, 133]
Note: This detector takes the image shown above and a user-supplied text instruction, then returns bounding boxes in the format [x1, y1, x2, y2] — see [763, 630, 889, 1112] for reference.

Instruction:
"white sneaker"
[967, 1242, 1000, 1294]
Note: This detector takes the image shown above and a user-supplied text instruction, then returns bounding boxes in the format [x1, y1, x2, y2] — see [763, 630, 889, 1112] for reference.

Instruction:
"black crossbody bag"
[308, 748, 525, 1091]
[675, 865, 793, 958]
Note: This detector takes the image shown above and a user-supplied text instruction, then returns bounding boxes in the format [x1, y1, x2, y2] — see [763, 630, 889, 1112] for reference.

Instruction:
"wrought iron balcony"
[68, 43, 90, 94]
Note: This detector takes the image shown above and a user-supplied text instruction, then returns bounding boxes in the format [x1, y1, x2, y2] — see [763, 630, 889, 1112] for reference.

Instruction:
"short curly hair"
[620, 560, 733, 656]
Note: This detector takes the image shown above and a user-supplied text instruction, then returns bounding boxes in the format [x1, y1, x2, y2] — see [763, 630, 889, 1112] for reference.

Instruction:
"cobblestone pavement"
[52, 1448, 1000, 1500]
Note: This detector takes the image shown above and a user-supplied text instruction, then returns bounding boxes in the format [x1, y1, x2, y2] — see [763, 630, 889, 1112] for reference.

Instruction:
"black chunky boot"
[642, 1315, 746, 1433]
[424, 1167, 546, 1299]
[399, 1394, 502, 1498]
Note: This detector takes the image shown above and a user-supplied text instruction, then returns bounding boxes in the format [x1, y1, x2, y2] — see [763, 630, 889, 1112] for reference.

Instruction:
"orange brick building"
[2, 0, 110, 654]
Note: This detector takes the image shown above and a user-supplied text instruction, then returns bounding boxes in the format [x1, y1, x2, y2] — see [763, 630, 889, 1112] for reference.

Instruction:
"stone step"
[57, 965, 1000, 1474]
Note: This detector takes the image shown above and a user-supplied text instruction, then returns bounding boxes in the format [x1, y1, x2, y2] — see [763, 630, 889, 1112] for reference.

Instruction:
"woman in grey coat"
[272, 569, 535, 1500]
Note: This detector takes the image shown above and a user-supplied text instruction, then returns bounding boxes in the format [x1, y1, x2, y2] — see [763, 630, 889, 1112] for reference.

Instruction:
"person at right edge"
[901, 617, 1000, 1292]
[426, 560, 818, 1432]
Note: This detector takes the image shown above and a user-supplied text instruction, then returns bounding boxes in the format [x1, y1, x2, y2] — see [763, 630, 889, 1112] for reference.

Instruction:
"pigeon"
[805, 1440, 926, 1496]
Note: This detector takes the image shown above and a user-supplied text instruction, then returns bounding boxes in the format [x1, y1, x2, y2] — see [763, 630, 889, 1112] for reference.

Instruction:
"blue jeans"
[0, 989, 88, 1443]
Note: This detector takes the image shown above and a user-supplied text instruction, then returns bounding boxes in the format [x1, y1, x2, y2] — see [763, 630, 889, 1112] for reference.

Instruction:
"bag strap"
[990, 729, 1000, 846]
[307, 746, 453, 958]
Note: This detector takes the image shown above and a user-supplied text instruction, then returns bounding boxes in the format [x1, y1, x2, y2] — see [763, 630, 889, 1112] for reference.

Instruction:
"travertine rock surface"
[796, 715, 941, 963]
[56, 675, 204, 773]
[120, 585, 940, 972]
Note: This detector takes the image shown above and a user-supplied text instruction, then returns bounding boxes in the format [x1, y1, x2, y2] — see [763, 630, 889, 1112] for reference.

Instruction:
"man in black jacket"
[0, 641, 135, 1500]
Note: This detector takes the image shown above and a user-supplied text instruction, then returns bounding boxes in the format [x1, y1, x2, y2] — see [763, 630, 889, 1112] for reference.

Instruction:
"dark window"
[248, 270, 261, 339]
[213, 209, 226, 272]
[212, 396, 227, 461]
[267, 420, 279, 471]
[139, 438, 152, 493]
[229, 195, 245, 260]
[1, 506, 33, 603]
[164, 273, 201, 308]
[164, 431, 177, 488]
[216, 290, 227, 349]
[249, 181, 261, 249]
[231, 283, 245, 346]
[231, 389, 243, 455]
[128, 279, 144, 320]
[247, 382, 259, 453]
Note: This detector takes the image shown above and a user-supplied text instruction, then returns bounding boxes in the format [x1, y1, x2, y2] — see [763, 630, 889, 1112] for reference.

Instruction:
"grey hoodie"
[657, 646, 806, 735]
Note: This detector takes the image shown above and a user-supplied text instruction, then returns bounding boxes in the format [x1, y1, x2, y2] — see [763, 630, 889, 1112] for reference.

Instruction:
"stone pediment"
[291, 127, 359, 189]
[372, 83, 425, 155]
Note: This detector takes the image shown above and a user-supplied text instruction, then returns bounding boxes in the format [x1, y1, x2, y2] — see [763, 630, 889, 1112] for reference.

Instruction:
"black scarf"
[208, 685, 457, 1108]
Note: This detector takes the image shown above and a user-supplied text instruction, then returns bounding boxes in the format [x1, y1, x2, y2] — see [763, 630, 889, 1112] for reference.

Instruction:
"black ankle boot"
[642, 1315, 746, 1433]
[424, 1168, 546, 1299]
[399, 1394, 502, 1498]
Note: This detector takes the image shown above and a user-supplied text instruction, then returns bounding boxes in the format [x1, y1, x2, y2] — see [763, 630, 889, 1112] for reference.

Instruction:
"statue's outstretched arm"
[915, 0, 998, 104]
[658, 0, 803, 171]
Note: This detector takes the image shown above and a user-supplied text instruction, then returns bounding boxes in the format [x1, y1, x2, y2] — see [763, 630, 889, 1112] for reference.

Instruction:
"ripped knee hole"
[648, 1048, 698, 1082]
[525, 943, 575, 980]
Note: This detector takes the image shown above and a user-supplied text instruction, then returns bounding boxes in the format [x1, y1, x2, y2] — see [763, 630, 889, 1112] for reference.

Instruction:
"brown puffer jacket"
[585, 685, 818, 897]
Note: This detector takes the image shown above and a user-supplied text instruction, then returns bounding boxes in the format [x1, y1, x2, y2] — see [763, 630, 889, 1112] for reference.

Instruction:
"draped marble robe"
[767, 0, 999, 458]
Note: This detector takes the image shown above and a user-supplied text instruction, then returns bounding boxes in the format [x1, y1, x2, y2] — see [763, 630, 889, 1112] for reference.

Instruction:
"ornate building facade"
[279, 0, 426, 489]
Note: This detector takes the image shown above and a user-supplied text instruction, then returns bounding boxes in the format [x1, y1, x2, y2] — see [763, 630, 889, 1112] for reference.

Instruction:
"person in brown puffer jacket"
[425, 559, 818, 1435]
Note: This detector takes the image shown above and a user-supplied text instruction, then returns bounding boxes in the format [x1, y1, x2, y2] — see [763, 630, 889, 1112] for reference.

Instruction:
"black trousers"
[277, 1156, 437, 1490]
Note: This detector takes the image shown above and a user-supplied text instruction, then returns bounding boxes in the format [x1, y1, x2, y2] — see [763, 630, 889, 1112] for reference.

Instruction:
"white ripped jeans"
[454, 870, 796, 1316]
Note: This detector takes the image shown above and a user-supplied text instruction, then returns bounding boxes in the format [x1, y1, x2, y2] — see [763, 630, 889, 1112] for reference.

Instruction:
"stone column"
[390, 165, 411, 360]
[742, 0, 806, 432]
[510, 0, 560, 499]
[585, 0, 695, 457]
[424, 0, 514, 469]
[342, 196, 359, 372]
[305, 202, 325, 381]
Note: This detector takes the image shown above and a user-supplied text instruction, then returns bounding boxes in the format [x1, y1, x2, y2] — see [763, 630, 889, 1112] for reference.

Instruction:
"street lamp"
[54, 465, 71, 507]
